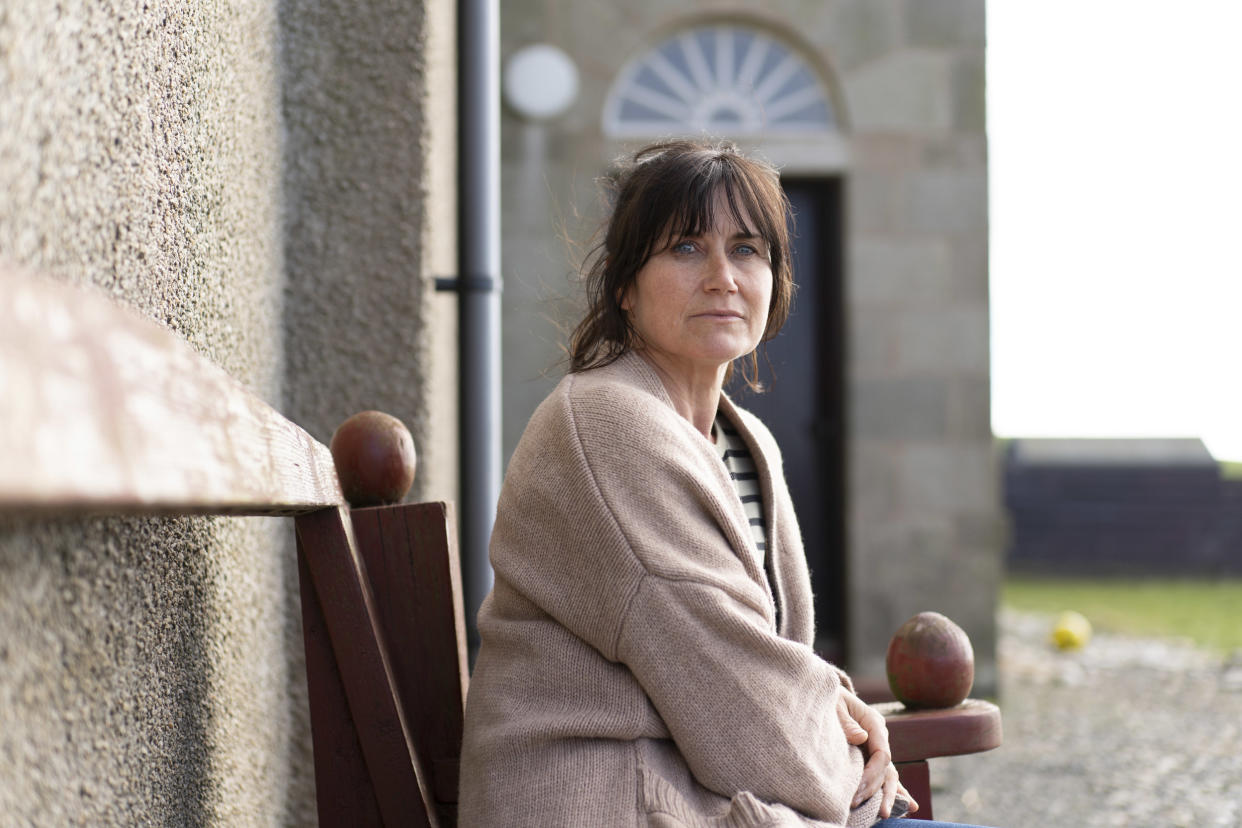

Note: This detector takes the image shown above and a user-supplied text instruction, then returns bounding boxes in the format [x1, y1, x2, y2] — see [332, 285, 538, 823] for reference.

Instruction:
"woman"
[460, 140, 974, 826]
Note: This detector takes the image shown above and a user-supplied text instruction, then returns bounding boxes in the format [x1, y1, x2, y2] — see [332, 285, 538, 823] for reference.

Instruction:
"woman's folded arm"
[618, 574, 866, 824]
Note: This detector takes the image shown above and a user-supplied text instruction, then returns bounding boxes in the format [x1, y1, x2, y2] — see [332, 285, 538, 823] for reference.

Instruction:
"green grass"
[1003, 576, 1242, 654]
[1221, 461, 1242, 479]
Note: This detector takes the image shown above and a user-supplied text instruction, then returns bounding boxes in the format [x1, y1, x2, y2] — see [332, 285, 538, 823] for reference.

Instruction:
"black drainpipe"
[446, 0, 500, 658]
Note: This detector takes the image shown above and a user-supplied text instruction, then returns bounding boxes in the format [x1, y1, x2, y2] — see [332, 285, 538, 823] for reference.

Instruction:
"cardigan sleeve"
[616, 568, 864, 825]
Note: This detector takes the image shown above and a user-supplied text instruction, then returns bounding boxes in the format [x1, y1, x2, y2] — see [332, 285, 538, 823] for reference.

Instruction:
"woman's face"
[621, 193, 773, 384]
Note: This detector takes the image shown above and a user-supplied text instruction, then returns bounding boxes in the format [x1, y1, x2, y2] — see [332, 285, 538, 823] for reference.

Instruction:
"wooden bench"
[880, 699, 1002, 821]
[1, 266, 464, 825]
[0, 265, 998, 825]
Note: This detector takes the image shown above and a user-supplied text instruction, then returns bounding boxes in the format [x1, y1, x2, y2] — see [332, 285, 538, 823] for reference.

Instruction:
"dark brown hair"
[568, 139, 794, 390]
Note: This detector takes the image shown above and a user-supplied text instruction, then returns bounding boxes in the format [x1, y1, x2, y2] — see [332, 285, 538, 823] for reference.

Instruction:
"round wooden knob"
[330, 411, 417, 508]
[886, 611, 975, 709]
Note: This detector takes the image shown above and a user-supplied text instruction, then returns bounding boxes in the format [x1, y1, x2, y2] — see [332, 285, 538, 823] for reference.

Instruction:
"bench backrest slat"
[297, 506, 440, 827]
[351, 500, 468, 820]
[0, 267, 343, 515]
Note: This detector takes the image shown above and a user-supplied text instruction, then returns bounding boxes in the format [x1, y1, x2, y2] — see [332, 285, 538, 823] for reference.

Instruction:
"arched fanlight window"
[603, 25, 836, 137]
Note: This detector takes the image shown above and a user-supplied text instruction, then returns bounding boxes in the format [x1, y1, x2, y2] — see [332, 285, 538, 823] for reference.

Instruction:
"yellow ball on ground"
[1051, 610, 1092, 650]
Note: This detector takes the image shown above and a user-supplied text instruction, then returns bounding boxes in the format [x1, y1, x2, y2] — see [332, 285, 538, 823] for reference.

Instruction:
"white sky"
[988, 1, 1242, 461]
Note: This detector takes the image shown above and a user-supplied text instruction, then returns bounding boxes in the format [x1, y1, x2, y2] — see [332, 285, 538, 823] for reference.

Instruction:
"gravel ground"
[927, 609, 1242, 828]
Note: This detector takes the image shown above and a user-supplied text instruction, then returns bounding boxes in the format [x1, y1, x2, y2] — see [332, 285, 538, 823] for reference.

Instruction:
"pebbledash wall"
[500, 0, 1000, 691]
[0, 1, 456, 824]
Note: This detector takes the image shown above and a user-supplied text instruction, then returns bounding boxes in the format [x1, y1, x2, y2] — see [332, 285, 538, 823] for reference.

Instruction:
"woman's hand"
[836, 688, 919, 818]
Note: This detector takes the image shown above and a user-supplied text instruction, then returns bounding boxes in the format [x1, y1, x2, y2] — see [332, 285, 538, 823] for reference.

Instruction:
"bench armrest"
[0, 266, 342, 515]
[876, 698, 1003, 763]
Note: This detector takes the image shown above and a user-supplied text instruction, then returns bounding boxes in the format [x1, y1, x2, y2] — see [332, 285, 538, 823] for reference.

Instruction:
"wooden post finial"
[886, 611, 975, 710]
[330, 411, 417, 508]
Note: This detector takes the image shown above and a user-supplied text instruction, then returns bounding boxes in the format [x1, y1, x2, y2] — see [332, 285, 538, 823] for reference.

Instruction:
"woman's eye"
[734, 243, 759, 256]
[671, 241, 697, 254]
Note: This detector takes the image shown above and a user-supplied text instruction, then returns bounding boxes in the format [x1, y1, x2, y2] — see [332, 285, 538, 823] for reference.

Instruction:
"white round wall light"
[503, 44, 580, 121]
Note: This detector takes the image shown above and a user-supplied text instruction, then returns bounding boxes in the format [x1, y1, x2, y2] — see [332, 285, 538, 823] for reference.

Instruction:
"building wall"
[499, 0, 999, 690]
[280, 0, 458, 507]
[1005, 439, 1242, 576]
[837, 0, 998, 689]
[0, 0, 453, 823]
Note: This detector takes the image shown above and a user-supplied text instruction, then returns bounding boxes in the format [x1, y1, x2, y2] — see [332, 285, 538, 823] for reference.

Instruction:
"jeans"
[874, 821, 994, 827]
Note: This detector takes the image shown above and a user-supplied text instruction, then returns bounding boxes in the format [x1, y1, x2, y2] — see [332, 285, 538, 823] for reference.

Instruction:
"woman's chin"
[636, 349, 733, 377]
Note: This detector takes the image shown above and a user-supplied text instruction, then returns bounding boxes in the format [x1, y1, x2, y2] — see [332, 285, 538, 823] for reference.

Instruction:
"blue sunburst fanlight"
[603, 25, 835, 137]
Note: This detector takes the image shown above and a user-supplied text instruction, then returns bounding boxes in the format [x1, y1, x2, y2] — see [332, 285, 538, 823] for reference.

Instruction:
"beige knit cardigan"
[459, 352, 882, 827]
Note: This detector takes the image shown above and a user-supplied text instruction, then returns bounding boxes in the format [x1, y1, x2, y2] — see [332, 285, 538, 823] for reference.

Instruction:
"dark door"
[736, 178, 846, 663]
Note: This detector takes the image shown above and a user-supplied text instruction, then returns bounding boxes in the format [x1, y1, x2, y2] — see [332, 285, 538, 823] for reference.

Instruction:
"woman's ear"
[617, 285, 632, 312]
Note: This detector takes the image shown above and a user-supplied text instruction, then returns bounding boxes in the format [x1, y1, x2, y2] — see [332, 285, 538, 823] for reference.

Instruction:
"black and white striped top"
[714, 414, 767, 572]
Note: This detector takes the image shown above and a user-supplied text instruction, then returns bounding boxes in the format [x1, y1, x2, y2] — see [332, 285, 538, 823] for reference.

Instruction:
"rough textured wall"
[279, 0, 454, 506]
[499, 0, 999, 691]
[0, 1, 308, 823]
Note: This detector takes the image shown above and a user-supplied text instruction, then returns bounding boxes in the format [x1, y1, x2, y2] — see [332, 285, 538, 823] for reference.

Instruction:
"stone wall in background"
[836, 0, 999, 690]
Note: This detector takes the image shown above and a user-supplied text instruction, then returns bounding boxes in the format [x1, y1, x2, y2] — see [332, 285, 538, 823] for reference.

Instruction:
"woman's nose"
[703, 251, 739, 292]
